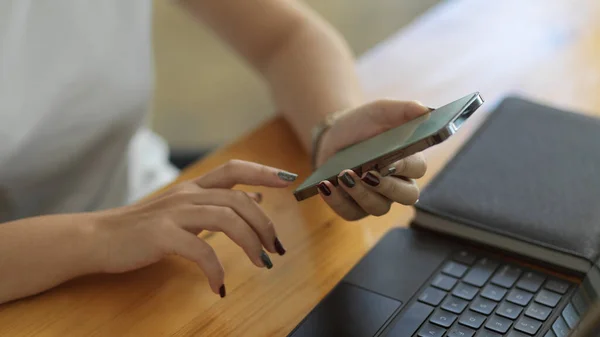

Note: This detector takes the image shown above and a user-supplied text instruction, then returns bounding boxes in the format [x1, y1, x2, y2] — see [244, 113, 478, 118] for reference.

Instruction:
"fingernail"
[277, 171, 298, 182]
[254, 192, 263, 203]
[219, 284, 226, 298]
[362, 172, 380, 187]
[317, 182, 331, 196]
[260, 250, 273, 269]
[274, 237, 286, 256]
[427, 106, 435, 112]
[339, 172, 355, 188]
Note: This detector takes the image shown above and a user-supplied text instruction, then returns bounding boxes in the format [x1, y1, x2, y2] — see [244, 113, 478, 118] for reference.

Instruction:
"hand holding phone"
[294, 92, 484, 201]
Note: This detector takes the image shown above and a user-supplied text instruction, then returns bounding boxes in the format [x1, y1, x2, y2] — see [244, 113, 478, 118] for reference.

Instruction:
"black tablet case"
[412, 96, 600, 274]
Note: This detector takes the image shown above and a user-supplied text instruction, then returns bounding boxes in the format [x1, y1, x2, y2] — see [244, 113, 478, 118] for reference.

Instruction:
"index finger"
[195, 159, 298, 189]
[386, 153, 427, 179]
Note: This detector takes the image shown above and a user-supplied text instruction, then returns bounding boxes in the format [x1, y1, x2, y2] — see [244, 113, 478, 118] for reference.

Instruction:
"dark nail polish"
[255, 192, 263, 203]
[277, 171, 298, 182]
[260, 250, 273, 269]
[274, 237, 286, 256]
[339, 172, 356, 188]
[317, 182, 331, 196]
[362, 172, 380, 187]
[219, 284, 226, 298]
[427, 106, 435, 112]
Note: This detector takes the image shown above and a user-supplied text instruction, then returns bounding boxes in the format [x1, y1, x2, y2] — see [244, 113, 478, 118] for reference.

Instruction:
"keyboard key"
[552, 316, 570, 337]
[562, 303, 580, 329]
[535, 289, 561, 308]
[432, 274, 458, 291]
[545, 279, 570, 294]
[545, 330, 557, 337]
[442, 296, 469, 314]
[463, 258, 499, 287]
[417, 322, 446, 337]
[514, 316, 542, 335]
[525, 302, 552, 321]
[454, 250, 478, 265]
[571, 289, 589, 316]
[491, 265, 522, 288]
[453, 283, 479, 301]
[485, 314, 513, 334]
[496, 301, 523, 320]
[459, 310, 487, 329]
[506, 331, 529, 337]
[429, 309, 457, 328]
[447, 324, 476, 337]
[419, 287, 447, 306]
[387, 301, 434, 337]
[506, 289, 534, 306]
[481, 285, 507, 302]
[516, 271, 546, 293]
[470, 297, 497, 315]
[475, 330, 502, 337]
[443, 261, 469, 278]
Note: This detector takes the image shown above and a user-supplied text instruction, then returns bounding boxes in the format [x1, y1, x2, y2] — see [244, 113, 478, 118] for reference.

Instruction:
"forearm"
[262, 18, 363, 152]
[181, 0, 363, 153]
[0, 214, 103, 304]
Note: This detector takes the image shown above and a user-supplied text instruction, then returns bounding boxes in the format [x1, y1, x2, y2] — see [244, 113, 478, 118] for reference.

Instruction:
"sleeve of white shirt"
[127, 127, 180, 203]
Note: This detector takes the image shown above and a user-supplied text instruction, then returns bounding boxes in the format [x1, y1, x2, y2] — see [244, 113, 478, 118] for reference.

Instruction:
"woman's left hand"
[314, 100, 430, 220]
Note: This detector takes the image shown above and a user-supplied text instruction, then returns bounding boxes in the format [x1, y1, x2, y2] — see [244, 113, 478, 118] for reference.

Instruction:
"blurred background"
[151, 0, 440, 165]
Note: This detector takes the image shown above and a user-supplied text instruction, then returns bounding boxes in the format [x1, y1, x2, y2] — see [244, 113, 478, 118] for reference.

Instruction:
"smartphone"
[293, 92, 484, 201]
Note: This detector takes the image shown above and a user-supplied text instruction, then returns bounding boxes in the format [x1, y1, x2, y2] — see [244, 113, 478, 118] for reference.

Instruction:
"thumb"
[316, 100, 430, 167]
[325, 100, 430, 154]
[359, 99, 430, 132]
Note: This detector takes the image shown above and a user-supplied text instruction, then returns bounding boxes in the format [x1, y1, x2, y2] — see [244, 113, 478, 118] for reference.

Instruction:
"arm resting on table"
[0, 214, 103, 305]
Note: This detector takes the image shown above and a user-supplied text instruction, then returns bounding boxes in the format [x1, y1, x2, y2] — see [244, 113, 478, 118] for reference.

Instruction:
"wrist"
[76, 212, 110, 275]
[311, 111, 343, 168]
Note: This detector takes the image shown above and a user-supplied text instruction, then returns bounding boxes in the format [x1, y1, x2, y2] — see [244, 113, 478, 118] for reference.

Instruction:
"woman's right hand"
[92, 160, 297, 297]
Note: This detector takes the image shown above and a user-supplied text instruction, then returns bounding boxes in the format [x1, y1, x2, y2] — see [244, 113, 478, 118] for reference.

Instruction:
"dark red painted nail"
[339, 172, 356, 188]
[219, 284, 226, 298]
[362, 172, 380, 187]
[274, 237, 286, 256]
[317, 182, 331, 196]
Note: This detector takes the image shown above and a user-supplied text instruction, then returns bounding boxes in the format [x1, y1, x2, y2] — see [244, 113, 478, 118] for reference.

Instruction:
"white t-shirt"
[0, 1, 179, 221]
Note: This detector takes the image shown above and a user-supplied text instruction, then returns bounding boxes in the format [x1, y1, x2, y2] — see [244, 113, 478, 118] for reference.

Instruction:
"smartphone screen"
[294, 92, 483, 201]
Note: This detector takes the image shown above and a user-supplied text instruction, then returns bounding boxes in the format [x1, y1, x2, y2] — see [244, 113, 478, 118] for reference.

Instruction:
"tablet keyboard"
[395, 250, 579, 337]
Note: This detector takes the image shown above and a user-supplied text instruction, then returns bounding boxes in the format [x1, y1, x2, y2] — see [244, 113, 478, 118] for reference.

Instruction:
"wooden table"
[1, 0, 599, 336]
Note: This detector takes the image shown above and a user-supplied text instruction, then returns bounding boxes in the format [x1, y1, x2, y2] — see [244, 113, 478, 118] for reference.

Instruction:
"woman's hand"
[314, 100, 430, 221]
[93, 160, 296, 297]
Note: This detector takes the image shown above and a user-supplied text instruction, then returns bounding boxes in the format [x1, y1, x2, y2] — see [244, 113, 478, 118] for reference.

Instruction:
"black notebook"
[412, 96, 600, 274]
